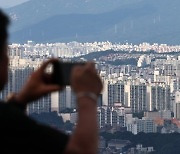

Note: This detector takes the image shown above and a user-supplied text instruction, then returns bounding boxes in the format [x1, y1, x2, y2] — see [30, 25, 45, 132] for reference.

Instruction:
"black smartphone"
[52, 61, 86, 86]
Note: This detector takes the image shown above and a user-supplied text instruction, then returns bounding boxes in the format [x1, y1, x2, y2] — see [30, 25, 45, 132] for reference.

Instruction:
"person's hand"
[71, 62, 103, 96]
[15, 59, 63, 105]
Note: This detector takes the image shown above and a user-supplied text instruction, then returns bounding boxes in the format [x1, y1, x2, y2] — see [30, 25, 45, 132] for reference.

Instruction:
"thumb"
[43, 85, 61, 94]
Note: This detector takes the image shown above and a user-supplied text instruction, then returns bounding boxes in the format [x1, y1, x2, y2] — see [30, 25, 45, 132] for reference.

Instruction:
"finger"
[43, 74, 53, 84]
[43, 85, 61, 93]
[86, 62, 97, 73]
[86, 62, 95, 69]
[72, 65, 83, 73]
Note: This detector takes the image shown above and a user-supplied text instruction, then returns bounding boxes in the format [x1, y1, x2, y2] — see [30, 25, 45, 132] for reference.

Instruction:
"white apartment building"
[147, 83, 171, 111]
[153, 57, 180, 77]
[102, 79, 171, 113]
[97, 106, 126, 128]
[108, 82, 125, 106]
[144, 110, 171, 120]
[125, 82, 147, 113]
[174, 91, 180, 119]
[59, 86, 76, 112]
[127, 117, 157, 135]
[28, 94, 51, 114]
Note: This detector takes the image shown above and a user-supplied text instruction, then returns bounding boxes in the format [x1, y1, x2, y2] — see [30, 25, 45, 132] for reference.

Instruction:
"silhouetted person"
[0, 10, 103, 153]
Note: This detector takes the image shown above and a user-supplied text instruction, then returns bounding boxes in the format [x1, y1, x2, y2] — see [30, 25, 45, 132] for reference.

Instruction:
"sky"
[0, 0, 29, 8]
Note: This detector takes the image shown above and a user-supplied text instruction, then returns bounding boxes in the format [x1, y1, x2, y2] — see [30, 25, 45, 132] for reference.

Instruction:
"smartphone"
[52, 61, 86, 86]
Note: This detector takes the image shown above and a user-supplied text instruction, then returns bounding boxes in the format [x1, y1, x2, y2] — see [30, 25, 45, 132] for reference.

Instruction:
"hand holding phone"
[52, 61, 86, 86]
[71, 62, 103, 96]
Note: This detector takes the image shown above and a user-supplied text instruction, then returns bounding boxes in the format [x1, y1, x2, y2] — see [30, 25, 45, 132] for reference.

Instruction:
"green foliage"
[75, 50, 120, 60]
[107, 58, 137, 66]
[30, 111, 74, 131]
[30, 111, 64, 127]
[100, 131, 180, 154]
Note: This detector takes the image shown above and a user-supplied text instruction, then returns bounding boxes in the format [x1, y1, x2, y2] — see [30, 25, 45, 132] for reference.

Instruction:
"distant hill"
[74, 50, 118, 60]
[5, 0, 180, 44]
[6, 0, 139, 32]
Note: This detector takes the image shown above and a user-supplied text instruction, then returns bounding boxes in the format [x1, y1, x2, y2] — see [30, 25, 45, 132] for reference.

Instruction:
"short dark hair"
[0, 10, 9, 54]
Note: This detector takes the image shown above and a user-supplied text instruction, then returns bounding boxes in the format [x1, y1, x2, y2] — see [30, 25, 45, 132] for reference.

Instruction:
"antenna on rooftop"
[114, 24, 117, 34]
[153, 18, 156, 24]
[75, 33, 78, 39]
[158, 15, 161, 22]
[131, 20, 134, 29]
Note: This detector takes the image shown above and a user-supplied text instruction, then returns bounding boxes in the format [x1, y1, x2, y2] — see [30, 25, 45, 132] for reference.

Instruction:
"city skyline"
[2, 39, 180, 154]
[1, 1, 180, 153]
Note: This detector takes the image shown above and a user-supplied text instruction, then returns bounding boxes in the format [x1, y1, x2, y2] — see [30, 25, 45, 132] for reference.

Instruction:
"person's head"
[0, 10, 9, 90]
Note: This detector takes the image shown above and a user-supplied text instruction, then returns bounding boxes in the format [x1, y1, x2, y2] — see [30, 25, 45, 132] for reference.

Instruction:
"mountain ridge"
[6, 0, 180, 44]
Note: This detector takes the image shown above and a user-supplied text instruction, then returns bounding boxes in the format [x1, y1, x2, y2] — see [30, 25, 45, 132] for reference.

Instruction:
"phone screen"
[53, 62, 86, 86]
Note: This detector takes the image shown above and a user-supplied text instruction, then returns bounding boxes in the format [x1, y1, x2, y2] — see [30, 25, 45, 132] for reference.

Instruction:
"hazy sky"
[0, 0, 29, 8]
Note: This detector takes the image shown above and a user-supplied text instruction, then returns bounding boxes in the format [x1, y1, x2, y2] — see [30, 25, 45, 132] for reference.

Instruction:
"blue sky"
[0, 0, 28, 8]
